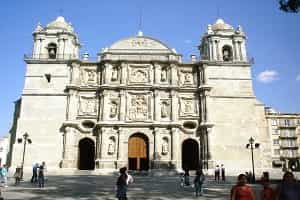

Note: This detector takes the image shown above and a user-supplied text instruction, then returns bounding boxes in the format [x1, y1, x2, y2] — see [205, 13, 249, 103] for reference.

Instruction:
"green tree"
[279, 0, 300, 13]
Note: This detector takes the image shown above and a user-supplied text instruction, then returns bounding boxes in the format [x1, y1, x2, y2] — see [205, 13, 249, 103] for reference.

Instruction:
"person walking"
[38, 163, 45, 188]
[0, 165, 8, 187]
[184, 169, 190, 186]
[221, 164, 226, 182]
[13, 167, 22, 186]
[214, 165, 220, 183]
[231, 174, 255, 200]
[194, 170, 205, 197]
[260, 173, 275, 200]
[275, 171, 300, 200]
[116, 167, 128, 200]
[31, 163, 39, 183]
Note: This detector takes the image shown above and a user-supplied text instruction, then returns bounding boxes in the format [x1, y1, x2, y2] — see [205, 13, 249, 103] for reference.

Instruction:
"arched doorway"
[78, 138, 95, 170]
[128, 133, 149, 171]
[182, 139, 200, 170]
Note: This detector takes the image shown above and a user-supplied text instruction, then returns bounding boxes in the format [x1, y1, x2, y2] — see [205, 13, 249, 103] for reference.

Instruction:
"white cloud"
[296, 74, 300, 81]
[257, 70, 279, 83]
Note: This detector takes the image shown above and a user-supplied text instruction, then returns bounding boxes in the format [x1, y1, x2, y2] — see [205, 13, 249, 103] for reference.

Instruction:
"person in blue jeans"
[31, 163, 39, 183]
[194, 170, 205, 197]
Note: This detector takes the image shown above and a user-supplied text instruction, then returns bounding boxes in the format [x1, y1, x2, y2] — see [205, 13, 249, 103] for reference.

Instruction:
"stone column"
[171, 128, 179, 168]
[101, 90, 109, 121]
[67, 90, 78, 121]
[240, 41, 247, 62]
[119, 90, 126, 121]
[211, 38, 216, 60]
[206, 127, 213, 162]
[96, 128, 102, 160]
[153, 91, 160, 121]
[171, 90, 178, 121]
[62, 127, 77, 168]
[120, 63, 127, 85]
[208, 38, 213, 61]
[238, 41, 243, 61]
[58, 37, 65, 59]
[233, 40, 238, 61]
[153, 63, 160, 85]
[216, 40, 220, 61]
[170, 64, 177, 86]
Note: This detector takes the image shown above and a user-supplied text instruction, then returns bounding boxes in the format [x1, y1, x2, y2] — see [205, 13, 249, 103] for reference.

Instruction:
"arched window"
[222, 45, 233, 62]
[47, 43, 57, 59]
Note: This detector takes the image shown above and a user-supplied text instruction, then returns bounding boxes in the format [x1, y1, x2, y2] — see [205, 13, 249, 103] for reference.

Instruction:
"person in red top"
[260, 174, 275, 200]
[231, 174, 255, 200]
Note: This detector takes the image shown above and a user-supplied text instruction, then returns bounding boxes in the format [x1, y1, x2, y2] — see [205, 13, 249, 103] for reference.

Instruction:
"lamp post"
[246, 137, 259, 183]
[18, 132, 32, 180]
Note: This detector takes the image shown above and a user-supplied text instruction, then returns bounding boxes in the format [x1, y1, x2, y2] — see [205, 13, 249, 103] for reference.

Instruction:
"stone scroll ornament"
[131, 69, 148, 83]
[80, 97, 97, 115]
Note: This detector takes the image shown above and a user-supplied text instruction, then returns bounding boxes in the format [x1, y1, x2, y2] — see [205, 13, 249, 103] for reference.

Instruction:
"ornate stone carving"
[128, 94, 149, 120]
[131, 69, 147, 83]
[131, 38, 153, 48]
[180, 98, 197, 116]
[81, 69, 97, 85]
[183, 72, 193, 84]
[79, 96, 97, 115]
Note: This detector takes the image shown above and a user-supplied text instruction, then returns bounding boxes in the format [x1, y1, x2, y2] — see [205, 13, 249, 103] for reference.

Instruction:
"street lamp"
[246, 137, 259, 183]
[17, 132, 32, 180]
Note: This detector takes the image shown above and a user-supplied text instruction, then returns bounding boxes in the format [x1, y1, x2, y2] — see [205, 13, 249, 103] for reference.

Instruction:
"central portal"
[182, 139, 200, 170]
[128, 133, 149, 171]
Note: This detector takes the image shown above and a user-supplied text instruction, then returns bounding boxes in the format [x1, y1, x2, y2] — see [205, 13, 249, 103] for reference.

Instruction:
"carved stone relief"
[81, 69, 97, 85]
[180, 97, 197, 116]
[179, 70, 194, 85]
[128, 65, 151, 84]
[128, 94, 149, 120]
[79, 96, 97, 115]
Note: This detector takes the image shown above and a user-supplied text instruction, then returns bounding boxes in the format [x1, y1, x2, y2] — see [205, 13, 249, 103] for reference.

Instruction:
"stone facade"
[9, 17, 272, 174]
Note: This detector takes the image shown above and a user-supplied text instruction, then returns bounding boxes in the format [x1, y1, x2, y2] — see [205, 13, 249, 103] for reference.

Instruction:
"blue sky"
[0, 0, 299, 137]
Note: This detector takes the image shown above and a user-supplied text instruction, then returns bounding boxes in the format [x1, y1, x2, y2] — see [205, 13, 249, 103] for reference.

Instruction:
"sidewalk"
[0, 174, 269, 200]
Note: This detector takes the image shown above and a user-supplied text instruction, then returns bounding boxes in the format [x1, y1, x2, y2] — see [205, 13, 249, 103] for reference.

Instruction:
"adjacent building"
[8, 16, 272, 174]
[265, 107, 300, 171]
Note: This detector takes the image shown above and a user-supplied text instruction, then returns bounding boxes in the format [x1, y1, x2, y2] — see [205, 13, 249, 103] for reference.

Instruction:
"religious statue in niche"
[129, 95, 148, 120]
[111, 67, 118, 81]
[162, 138, 169, 155]
[161, 68, 167, 82]
[107, 137, 116, 154]
[110, 101, 118, 118]
[161, 101, 168, 118]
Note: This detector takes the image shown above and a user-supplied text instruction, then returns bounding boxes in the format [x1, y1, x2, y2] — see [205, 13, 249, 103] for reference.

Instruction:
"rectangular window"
[273, 139, 279, 145]
[274, 149, 280, 155]
[284, 119, 290, 126]
[273, 129, 279, 134]
[271, 119, 277, 126]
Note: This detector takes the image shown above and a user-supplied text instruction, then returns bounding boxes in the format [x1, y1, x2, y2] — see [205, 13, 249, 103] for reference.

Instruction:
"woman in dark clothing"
[116, 167, 128, 200]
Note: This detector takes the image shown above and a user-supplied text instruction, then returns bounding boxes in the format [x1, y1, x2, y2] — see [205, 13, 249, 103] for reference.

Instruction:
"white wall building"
[9, 16, 272, 175]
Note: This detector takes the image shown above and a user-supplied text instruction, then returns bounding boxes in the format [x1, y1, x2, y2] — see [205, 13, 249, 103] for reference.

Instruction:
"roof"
[45, 16, 74, 32]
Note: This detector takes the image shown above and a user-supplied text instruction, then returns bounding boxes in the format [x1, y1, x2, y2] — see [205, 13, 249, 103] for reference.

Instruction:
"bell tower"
[199, 18, 247, 62]
[32, 16, 80, 60]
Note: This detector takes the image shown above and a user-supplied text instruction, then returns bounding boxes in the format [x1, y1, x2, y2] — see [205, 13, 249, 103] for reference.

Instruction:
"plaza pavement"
[0, 172, 271, 200]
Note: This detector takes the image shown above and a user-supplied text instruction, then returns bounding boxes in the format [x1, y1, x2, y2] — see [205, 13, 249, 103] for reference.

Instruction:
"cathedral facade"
[9, 17, 272, 174]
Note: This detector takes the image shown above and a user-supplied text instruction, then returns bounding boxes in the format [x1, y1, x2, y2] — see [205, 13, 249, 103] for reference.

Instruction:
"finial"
[34, 22, 43, 32]
[137, 30, 143, 36]
[207, 24, 213, 34]
[236, 25, 244, 34]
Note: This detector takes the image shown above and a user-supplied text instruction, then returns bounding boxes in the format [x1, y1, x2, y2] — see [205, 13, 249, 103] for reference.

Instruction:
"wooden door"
[128, 136, 147, 170]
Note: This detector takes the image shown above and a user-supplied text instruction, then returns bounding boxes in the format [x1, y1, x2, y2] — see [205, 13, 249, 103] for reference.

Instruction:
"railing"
[280, 132, 297, 138]
[200, 55, 254, 64]
[24, 54, 79, 61]
[278, 120, 297, 127]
